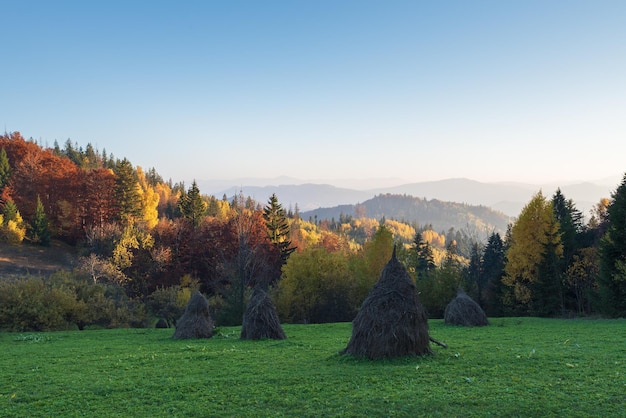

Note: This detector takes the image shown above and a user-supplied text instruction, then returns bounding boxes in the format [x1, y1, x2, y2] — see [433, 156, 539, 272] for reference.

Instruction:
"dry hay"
[172, 291, 214, 339]
[155, 318, 169, 328]
[341, 249, 432, 359]
[240, 287, 286, 340]
[444, 290, 489, 326]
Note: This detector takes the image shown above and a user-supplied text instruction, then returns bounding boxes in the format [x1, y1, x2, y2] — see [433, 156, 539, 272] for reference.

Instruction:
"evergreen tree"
[3, 198, 19, 222]
[481, 232, 506, 317]
[598, 173, 626, 316]
[463, 242, 483, 303]
[0, 147, 11, 190]
[412, 231, 435, 280]
[552, 189, 585, 312]
[178, 180, 206, 227]
[113, 158, 142, 224]
[263, 193, 295, 266]
[31, 195, 51, 246]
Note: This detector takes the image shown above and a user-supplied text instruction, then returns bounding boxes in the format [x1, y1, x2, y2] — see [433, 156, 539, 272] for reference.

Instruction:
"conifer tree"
[31, 195, 51, 246]
[0, 147, 11, 190]
[113, 158, 142, 224]
[463, 242, 483, 303]
[263, 193, 295, 266]
[481, 232, 506, 317]
[178, 180, 206, 227]
[598, 173, 626, 316]
[3, 198, 19, 222]
[551, 189, 585, 312]
[413, 231, 435, 280]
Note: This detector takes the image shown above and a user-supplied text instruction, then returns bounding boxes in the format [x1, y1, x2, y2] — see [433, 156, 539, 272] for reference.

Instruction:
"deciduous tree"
[503, 191, 563, 315]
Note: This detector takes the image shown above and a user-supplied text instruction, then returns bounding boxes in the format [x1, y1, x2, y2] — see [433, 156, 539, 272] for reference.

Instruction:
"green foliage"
[178, 180, 206, 227]
[113, 158, 142, 224]
[0, 277, 80, 331]
[598, 173, 626, 316]
[416, 264, 462, 318]
[30, 195, 51, 246]
[147, 275, 200, 326]
[1, 319, 624, 416]
[353, 224, 394, 299]
[263, 193, 295, 266]
[0, 272, 149, 332]
[480, 232, 506, 317]
[0, 147, 11, 189]
[411, 231, 435, 280]
[276, 246, 356, 323]
[2, 199, 19, 223]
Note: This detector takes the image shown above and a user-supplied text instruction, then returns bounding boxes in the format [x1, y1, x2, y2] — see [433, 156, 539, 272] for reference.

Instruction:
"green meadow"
[1, 318, 624, 417]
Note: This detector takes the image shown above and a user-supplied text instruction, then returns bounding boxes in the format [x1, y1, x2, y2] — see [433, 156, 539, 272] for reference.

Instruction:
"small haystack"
[444, 290, 489, 326]
[341, 248, 433, 359]
[240, 287, 286, 340]
[173, 291, 214, 339]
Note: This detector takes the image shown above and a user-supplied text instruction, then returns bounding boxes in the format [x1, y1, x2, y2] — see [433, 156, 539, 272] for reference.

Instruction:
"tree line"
[1, 132, 625, 332]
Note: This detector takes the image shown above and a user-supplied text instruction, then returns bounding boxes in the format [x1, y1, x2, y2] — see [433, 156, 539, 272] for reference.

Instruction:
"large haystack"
[341, 249, 432, 359]
[240, 287, 286, 340]
[444, 290, 489, 326]
[173, 291, 214, 339]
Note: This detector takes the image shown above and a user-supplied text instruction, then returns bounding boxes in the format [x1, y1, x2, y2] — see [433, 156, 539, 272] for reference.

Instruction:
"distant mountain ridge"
[301, 194, 510, 237]
[199, 176, 616, 217]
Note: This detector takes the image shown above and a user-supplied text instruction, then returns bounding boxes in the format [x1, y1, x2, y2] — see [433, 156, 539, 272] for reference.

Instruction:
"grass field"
[1, 318, 624, 417]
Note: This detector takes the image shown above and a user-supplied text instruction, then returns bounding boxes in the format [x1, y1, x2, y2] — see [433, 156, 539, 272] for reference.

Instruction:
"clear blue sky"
[3, 1, 625, 186]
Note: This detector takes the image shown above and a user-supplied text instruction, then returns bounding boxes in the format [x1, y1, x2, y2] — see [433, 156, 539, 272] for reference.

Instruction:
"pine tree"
[413, 231, 435, 280]
[178, 180, 206, 227]
[263, 193, 295, 266]
[598, 173, 626, 316]
[463, 242, 483, 303]
[0, 147, 11, 190]
[552, 189, 585, 312]
[481, 232, 506, 317]
[2, 198, 19, 222]
[31, 195, 51, 246]
[113, 158, 142, 224]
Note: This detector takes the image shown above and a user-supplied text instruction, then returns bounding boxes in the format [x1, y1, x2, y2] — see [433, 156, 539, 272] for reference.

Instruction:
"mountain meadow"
[2, 132, 626, 415]
[2, 319, 624, 417]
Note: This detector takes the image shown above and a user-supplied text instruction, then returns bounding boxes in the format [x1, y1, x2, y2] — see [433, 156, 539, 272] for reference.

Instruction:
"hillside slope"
[0, 241, 76, 278]
[301, 193, 510, 236]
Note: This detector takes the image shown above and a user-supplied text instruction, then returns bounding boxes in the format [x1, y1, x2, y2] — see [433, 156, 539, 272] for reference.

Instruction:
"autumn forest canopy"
[1, 131, 626, 332]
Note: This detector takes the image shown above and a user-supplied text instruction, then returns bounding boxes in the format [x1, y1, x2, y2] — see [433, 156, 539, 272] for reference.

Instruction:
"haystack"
[444, 290, 489, 326]
[341, 248, 433, 359]
[240, 287, 286, 340]
[173, 291, 214, 339]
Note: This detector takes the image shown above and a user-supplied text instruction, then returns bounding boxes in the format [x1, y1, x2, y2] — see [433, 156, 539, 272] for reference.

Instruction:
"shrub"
[0, 277, 80, 331]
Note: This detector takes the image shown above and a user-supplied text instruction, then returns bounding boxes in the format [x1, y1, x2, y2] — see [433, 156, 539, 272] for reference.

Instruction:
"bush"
[0, 271, 152, 331]
[0, 277, 80, 331]
[148, 275, 199, 327]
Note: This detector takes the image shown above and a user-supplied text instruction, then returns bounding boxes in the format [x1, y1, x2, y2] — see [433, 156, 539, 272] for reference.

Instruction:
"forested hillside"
[302, 194, 509, 238]
[1, 132, 625, 332]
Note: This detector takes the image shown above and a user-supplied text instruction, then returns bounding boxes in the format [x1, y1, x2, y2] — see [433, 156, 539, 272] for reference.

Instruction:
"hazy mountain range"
[199, 175, 620, 218]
